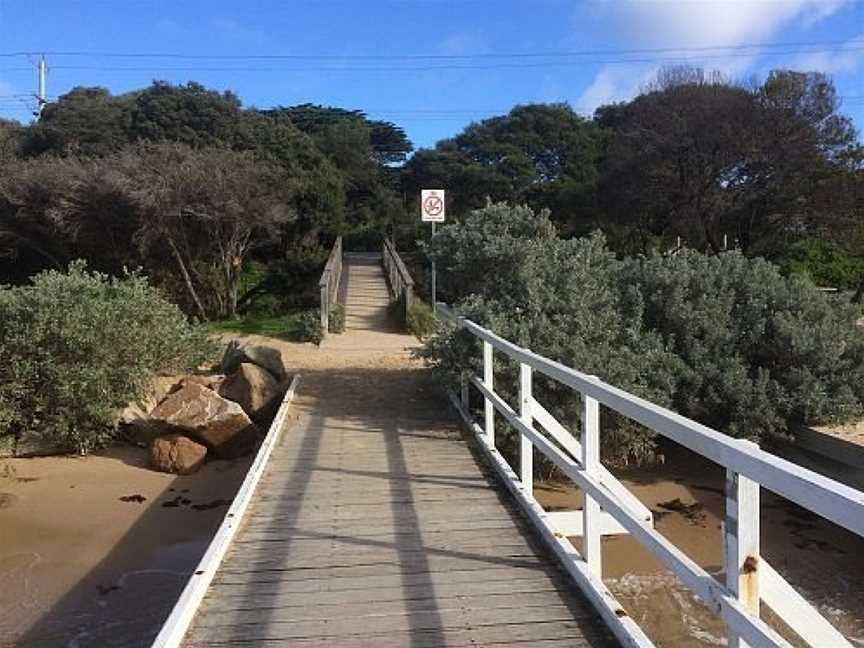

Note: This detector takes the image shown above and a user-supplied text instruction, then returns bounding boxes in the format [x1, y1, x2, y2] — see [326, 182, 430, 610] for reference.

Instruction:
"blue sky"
[0, 0, 862, 150]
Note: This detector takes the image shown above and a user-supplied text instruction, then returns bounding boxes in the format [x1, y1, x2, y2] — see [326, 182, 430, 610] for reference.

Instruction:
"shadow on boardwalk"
[184, 366, 614, 647]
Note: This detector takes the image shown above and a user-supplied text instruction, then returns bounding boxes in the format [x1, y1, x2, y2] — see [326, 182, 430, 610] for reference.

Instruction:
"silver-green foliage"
[619, 250, 864, 440]
[0, 261, 217, 454]
[425, 203, 679, 466]
[425, 202, 864, 466]
[406, 301, 436, 341]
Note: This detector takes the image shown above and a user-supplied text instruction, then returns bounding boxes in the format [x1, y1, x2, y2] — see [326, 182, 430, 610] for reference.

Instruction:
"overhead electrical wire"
[0, 38, 862, 61]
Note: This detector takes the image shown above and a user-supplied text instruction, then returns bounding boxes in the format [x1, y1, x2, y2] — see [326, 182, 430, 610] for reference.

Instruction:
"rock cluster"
[124, 342, 287, 475]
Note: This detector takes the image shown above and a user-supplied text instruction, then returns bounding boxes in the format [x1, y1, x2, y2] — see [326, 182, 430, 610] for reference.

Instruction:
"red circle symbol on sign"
[424, 195, 443, 217]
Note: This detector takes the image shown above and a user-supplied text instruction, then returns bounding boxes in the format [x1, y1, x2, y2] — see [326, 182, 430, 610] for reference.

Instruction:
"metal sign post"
[420, 189, 445, 312]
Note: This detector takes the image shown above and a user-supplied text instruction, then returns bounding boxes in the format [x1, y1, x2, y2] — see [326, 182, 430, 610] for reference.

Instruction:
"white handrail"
[439, 303, 860, 648]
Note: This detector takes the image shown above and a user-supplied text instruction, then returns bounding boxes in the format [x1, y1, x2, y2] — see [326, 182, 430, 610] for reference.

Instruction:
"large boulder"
[220, 363, 281, 421]
[180, 374, 226, 392]
[116, 374, 187, 427]
[222, 341, 287, 382]
[149, 383, 258, 458]
[149, 434, 207, 475]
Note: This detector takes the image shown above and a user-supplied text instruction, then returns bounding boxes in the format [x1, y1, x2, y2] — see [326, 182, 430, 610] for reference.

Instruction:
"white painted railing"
[439, 304, 863, 648]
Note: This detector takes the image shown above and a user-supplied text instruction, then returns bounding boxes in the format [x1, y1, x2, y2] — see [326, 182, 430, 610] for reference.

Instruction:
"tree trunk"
[167, 236, 209, 322]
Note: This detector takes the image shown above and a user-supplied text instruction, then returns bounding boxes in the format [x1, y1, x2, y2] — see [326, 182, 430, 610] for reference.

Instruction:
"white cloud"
[575, 64, 655, 112]
[788, 32, 864, 73]
[599, 0, 851, 49]
[576, 0, 855, 110]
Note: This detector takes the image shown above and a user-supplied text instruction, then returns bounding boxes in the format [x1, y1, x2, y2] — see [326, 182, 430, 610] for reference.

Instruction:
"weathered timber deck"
[181, 254, 615, 647]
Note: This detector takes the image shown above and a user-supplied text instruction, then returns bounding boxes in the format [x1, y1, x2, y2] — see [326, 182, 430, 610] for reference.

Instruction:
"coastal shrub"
[328, 303, 346, 334]
[424, 203, 679, 466]
[293, 310, 324, 345]
[619, 250, 864, 441]
[406, 301, 436, 341]
[0, 261, 216, 454]
[424, 202, 864, 466]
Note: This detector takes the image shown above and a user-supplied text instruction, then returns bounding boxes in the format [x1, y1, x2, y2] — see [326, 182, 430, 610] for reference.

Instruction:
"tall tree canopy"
[597, 67, 862, 255]
[266, 104, 412, 232]
[402, 104, 603, 234]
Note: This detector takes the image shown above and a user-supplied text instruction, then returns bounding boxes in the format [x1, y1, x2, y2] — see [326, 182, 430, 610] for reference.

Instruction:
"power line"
[33, 45, 864, 74]
[0, 38, 862, 61]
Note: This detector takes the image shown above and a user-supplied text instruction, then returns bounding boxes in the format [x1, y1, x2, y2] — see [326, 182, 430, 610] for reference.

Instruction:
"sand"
[814, 420, 864, 447]
[0, 447, 251, 647]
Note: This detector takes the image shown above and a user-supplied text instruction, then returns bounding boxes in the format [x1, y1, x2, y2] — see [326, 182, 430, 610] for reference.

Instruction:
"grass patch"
[206, 309, 322, 343]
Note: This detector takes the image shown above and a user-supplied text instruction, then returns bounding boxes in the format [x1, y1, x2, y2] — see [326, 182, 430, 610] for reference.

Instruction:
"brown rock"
[149, 434, 207, 475]
[221, 341, 287, 382]
[116, 375, 186, 427]
[179, 374, 226, 392]
[220, 363, 280, 420]
[149, 383, 258, 458]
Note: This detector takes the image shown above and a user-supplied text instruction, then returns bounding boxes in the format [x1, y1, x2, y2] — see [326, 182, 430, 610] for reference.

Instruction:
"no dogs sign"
[421, 189, 446, 222]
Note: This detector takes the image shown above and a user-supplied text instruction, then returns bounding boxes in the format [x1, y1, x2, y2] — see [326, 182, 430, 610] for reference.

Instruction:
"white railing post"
[519, 362, 533, 496]
[581, 393, 602, 577]
[725, 440, 760, 648]
[483, 340, 495, 447]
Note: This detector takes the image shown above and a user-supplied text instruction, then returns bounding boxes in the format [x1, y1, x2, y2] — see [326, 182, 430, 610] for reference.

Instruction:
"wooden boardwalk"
[182, 255, 614, 647]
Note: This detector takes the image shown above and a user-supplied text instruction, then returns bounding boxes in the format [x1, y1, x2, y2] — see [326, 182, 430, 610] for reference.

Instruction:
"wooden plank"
[449, 393, 653, 648]
[187, 618, 607, 647]
[188, 600, 596, 639]
[201, 574, 569, 610]
[212, 562, 561, 592]
[198, 587, 580, 621]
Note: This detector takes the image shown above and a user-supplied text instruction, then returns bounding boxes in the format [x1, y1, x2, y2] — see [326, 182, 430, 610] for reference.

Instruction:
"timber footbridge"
[154, 239, 864, 648]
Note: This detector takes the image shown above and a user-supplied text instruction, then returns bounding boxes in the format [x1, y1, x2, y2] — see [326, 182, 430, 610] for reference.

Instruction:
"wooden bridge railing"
[440, 304, 864, 648]
[318, 236, 343, 334]
[382, 237, 414, 321]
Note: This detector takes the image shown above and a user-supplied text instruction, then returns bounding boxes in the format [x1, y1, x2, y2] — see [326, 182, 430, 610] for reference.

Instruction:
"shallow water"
[535, 444, 864, 647]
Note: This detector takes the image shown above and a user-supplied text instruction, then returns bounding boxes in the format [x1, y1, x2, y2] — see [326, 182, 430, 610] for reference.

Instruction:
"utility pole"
[34, 55, 47, 118]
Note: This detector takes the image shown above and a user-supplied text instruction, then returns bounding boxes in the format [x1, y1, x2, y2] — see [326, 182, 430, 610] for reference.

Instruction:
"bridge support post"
[581, 394, 602, 578]
[483, 341, 495, 447]
[519, 363, 533, 497]
[725, 441, 760, 648]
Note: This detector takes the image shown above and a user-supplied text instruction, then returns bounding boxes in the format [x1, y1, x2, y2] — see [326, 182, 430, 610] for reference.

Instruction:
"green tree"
[597, 67, 861, 254]
[22, 87, 132, 157]
[0, 118, 22, 161]
[403, 104, 603, 234]
[128, 143, 294, 320]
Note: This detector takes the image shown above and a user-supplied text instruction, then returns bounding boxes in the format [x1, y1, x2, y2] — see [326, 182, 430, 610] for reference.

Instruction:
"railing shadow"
[190, 366, 613, 646]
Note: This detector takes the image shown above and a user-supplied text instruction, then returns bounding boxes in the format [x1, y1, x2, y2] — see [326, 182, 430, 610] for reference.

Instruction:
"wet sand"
[0, 447, 251, 647]
[535, 445, 864, 647]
